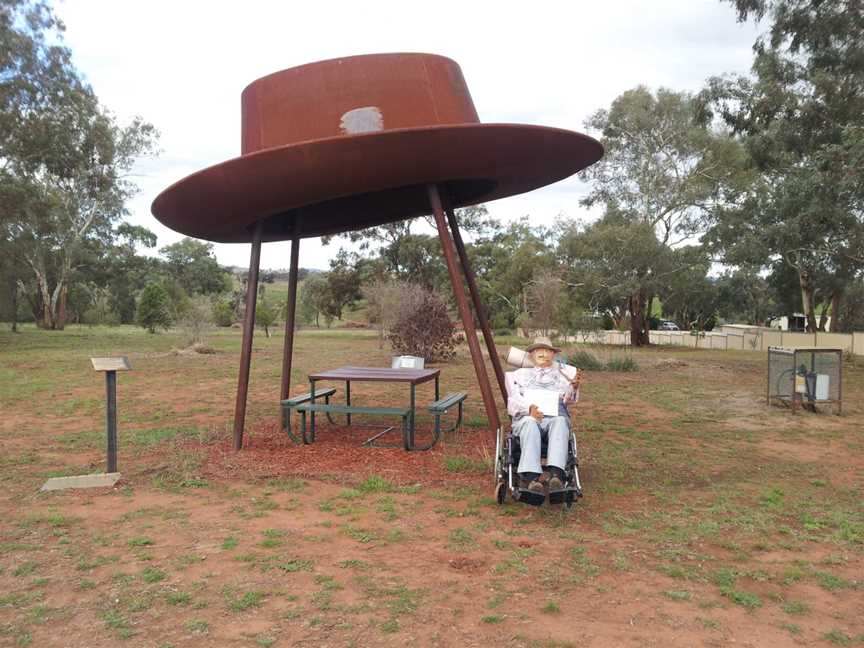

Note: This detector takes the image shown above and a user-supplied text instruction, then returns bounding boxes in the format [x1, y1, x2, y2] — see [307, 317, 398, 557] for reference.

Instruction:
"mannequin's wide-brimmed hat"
[526, 337, 562, 354]
[151, 53, 603, 244]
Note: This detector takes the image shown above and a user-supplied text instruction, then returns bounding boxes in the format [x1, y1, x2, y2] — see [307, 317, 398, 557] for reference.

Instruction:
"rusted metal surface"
[280, 237, 300, 401]
[428, 184, 501, 433]
[445, 204, 509, 404]
[232, 221, 263, 450]
[151, 54, 603, 243]
[152, 53, 604, 451]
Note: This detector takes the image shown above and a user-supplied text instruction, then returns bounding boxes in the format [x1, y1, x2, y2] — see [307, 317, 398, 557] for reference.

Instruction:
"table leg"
[309, 378, 316, 438]
[409, 383, 416, 450]
[435, 375, 439, 401]
[346, 380, 351, 426]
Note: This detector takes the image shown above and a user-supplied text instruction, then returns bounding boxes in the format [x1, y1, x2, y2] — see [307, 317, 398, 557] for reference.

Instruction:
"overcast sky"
[54, 0, 761, 271]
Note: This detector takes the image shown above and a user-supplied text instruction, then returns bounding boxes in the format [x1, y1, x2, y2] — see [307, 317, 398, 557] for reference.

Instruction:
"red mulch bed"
[199, 418, 497, 490]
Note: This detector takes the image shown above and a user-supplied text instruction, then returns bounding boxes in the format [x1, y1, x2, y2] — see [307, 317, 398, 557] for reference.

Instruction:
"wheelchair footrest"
[516, 488, 545, 506]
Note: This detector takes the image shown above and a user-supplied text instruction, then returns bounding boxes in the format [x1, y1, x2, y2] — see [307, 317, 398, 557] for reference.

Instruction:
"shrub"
[387, 284, 456, 362]
[567, 350, 605, 371]
[136, 284, 172, 334]
[565, 349, 638, 372]
[255, 297, 278, 338]
[177, 296, 214, 346]
[605, 356, 639, 372]
[212, 299, 234, 327]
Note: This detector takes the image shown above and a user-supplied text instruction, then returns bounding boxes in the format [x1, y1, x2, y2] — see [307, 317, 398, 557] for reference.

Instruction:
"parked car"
[659, 320, 680, 331]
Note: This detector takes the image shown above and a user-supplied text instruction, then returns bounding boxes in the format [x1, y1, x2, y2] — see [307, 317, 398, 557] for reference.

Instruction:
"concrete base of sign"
[40, 473, 121, 492]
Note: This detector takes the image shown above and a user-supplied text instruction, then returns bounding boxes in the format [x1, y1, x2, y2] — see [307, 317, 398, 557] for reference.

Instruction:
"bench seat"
[280, 387, 337, 443]
[428, 392, 468, 413]
[281, 387, 337, 407]
[295, 403, 412, 448]
[295, 404, 410, 417]
[427, 392, 467, 443]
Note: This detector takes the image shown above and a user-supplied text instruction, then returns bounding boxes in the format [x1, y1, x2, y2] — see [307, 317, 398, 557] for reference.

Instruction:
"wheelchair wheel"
[495, 480, 507, 505]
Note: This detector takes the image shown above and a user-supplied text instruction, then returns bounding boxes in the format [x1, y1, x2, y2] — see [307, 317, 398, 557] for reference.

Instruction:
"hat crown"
[241, 53, 480, 155]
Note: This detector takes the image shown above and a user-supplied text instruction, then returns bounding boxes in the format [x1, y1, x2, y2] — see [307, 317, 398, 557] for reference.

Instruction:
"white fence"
[590, 329, 864, 356]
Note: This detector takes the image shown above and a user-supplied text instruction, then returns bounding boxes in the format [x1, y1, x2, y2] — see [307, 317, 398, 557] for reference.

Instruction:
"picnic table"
[300, 365, 442, 450]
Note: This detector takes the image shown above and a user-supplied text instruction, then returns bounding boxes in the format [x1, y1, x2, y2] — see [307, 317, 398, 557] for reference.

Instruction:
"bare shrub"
[527, 269, 565, 336]
[176, 296, 214, 347]
[364, 279, 411, 349]
[387, 283, 456, 362]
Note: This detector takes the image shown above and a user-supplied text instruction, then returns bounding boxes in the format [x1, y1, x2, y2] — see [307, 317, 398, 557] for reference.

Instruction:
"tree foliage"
[578, 86, 743, 343]
[1, 0, 159, 329]
[700, 0, 864, 331]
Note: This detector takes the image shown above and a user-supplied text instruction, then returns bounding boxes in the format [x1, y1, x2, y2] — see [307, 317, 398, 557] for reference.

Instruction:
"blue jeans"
[512, 413, 571, 476]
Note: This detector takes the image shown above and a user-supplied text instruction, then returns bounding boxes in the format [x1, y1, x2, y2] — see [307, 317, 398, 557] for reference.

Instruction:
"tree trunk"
[9, 279, 18, 333]
[34, 269, 55, 329]
[57, 283, 68, 330]
[799, 270, 817, 333]
[628, 290, 650, 346]
[378, 323, 384, 349]
[828, 290, 842, 332]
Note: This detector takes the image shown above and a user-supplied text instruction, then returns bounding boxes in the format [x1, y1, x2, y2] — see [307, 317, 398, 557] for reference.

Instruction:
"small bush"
[212, 299, 234, 327]
[568, 350, 605, 370]
[388, 284, 456, 362]
[565, 349, 638, 372]
[177, 296, 214, 346]
[136, 284, 173, 334]
[605, 356, 639, 372]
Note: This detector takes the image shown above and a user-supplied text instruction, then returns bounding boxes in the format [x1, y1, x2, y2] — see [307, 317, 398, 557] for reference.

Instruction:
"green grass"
[102, 609, 133, 639]
[227, 590, 266, 612]
[442, 455, 487, 473]
[140, 567, 167, 583]
[127, 537, 154, 547]
[357, 475, 393, 493]
[542, 600, 561, 614]
[166, 591, 192, 606]
[185, 619, 209, 634]
[449, 528, 475, 549]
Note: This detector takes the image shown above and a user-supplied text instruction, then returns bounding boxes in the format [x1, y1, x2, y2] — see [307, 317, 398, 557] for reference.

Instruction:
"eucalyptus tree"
[700, 0, 864, 331]
[580, 86, 746, 344]
[1, 0, 158, 329]
[558, 215, 676, 345]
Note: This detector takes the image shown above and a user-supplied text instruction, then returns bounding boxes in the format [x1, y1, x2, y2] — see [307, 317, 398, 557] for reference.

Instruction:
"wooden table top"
[308, 366, 440, 385]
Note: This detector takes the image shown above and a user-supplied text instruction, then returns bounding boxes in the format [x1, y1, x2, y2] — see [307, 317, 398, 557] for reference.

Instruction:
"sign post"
[90, 357, 131, 473]
[40, 356, 131, 492]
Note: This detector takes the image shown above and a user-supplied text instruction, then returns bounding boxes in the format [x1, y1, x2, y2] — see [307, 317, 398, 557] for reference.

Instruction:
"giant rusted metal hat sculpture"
[152, 53, 602, 450]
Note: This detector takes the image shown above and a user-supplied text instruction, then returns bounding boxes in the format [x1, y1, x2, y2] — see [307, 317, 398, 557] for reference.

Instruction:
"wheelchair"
[494, 371, 583, 507]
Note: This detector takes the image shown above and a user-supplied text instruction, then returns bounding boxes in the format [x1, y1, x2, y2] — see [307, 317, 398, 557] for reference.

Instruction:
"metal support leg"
[232, 220, 264, 451]
[408, 383, 416, 450]
[280, 237, 300, 401]
[346, 380, 352, 426]
[106, 370, 118, 473]
[428, 184, 500, 433]
[444, 202, 508, 404]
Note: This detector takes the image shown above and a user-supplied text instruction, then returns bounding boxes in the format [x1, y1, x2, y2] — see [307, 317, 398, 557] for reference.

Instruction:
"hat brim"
[526, 343, 562, 354]
[151, 123, 602, 243]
